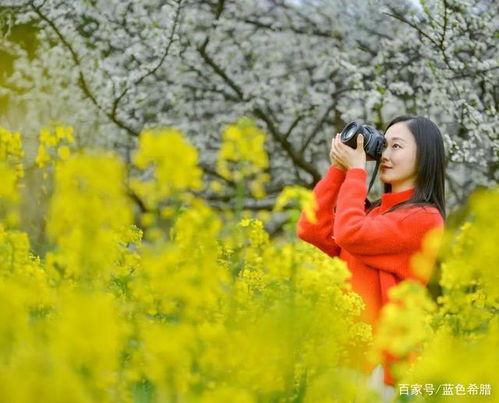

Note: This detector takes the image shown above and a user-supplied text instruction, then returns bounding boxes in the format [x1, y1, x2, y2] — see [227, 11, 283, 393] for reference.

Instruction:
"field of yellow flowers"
[0, 120, 497, 402]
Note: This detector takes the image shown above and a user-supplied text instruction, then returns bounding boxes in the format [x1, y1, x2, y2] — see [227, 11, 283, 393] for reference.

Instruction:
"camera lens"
[340, 122, 361, 148]
[343, 124, 358, 141]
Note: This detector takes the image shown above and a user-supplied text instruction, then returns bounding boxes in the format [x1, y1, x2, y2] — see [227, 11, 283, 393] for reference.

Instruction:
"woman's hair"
[371, 115, 446, 218]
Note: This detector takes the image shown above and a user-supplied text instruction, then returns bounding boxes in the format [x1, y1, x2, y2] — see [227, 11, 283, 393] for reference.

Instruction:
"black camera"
[340, 121, 385, 160]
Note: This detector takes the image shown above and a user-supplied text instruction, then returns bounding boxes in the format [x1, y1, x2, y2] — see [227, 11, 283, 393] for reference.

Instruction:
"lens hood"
[340, 121, 362, 148]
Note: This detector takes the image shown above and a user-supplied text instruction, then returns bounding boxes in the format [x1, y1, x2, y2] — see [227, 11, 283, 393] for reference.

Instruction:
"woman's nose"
[381, 149, 390, 162]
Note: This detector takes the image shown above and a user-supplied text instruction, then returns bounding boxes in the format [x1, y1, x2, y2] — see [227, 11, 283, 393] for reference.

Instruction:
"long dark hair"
[371, 115, 446, 218]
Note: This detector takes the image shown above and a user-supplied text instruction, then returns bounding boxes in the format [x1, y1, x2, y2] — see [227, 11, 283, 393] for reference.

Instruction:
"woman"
[296, 116, 446, 393]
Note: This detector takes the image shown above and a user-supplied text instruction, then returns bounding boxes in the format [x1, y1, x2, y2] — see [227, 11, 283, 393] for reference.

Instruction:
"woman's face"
[380, 122, 418, 192]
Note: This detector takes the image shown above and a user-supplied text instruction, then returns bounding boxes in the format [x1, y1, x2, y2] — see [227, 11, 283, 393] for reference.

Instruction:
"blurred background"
[0, 0, 497, 245]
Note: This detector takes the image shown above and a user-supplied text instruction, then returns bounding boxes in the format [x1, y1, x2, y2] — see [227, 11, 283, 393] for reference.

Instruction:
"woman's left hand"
[330, 133, 366, 170]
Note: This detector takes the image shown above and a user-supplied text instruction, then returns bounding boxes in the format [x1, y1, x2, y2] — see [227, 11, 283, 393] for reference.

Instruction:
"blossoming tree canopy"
[0, 0, 496, 214]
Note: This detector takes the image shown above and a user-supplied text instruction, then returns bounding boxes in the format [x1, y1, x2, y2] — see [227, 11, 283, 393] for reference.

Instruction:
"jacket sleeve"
[296, 166, 346, 257]
[334, 168, 444, 280]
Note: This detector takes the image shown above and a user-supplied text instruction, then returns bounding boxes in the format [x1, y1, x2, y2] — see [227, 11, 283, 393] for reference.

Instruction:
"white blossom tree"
[0, 0, 497, 221]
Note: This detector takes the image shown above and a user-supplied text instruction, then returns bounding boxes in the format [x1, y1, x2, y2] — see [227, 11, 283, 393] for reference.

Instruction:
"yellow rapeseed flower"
[274, 185, 317, 224]
[132, 128, 202, 208]
[216, 118, 270, 198]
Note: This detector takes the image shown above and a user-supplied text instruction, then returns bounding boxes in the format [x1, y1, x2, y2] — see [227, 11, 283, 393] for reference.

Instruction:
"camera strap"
[367, 158, 381, 194]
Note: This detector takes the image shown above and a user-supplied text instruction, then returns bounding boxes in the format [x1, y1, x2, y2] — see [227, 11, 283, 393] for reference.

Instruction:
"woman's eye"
[392, 144, 402, 149]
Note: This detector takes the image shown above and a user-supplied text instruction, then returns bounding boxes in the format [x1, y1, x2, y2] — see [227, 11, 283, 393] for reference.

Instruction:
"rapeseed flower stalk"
[0, 163, 20, 227]
[46, 152, 133, 284]
[47, 291, 130, 399]
[35, 125, 75, 169]
[0, 127, 24, 179]
[132, 128, 202, 210]
[373, 281, 437, 359]
[216, 118, 270, 200]
[274, 185, 318, 225]
[435, 188, 499, 335]
[0, 127, 25, 227]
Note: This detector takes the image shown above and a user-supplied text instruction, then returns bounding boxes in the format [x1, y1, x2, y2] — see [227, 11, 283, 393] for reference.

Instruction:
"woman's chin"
[380, 173, 391, 183]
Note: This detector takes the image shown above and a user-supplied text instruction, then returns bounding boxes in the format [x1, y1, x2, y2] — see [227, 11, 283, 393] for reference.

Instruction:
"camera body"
[340, 121, 385, 160]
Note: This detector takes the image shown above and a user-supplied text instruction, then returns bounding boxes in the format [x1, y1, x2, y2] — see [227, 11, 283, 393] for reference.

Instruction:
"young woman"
[296, 116, 446, 391]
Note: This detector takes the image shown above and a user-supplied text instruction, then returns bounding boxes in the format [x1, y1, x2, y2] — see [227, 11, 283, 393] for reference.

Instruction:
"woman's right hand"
[330, 133, 346, 171]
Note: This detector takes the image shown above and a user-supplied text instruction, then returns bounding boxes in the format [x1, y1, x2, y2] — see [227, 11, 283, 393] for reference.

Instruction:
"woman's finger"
[356, 134, 364, 150]
[331, 149, 343, 163]
[335, 139, 347, 152]
[332, 141, 340, 156]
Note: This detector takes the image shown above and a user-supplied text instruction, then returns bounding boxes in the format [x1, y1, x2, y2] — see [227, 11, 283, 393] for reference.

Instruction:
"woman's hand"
[330, 133, 366, 170]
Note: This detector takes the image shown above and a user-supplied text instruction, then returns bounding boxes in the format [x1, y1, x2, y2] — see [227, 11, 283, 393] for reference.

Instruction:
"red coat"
[296, 166, 443, 385]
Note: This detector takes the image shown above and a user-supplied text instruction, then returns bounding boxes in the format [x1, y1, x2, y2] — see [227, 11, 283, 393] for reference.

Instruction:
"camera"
[340, 121, 385, 160]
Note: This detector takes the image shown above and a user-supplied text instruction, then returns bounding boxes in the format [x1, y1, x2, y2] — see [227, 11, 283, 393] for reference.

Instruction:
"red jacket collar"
[380, 188, 415, 213]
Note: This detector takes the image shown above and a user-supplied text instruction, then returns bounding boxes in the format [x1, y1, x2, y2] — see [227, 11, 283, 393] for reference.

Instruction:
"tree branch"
[383, 11, 440, 48]
[30, 1, 140, 136]
[284, 114, 303, 141]
[299, 87, 354, 154]
[199, 161, 237, 189]
[253, 107, 322, 183]
[439, 0, 448, 49]
[383, 7, 463, 99]
[242, 18, 341, 39]
[111, 0, 183, 120]
[205, 195, 278, 211]
[197, 45, 245, 100]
